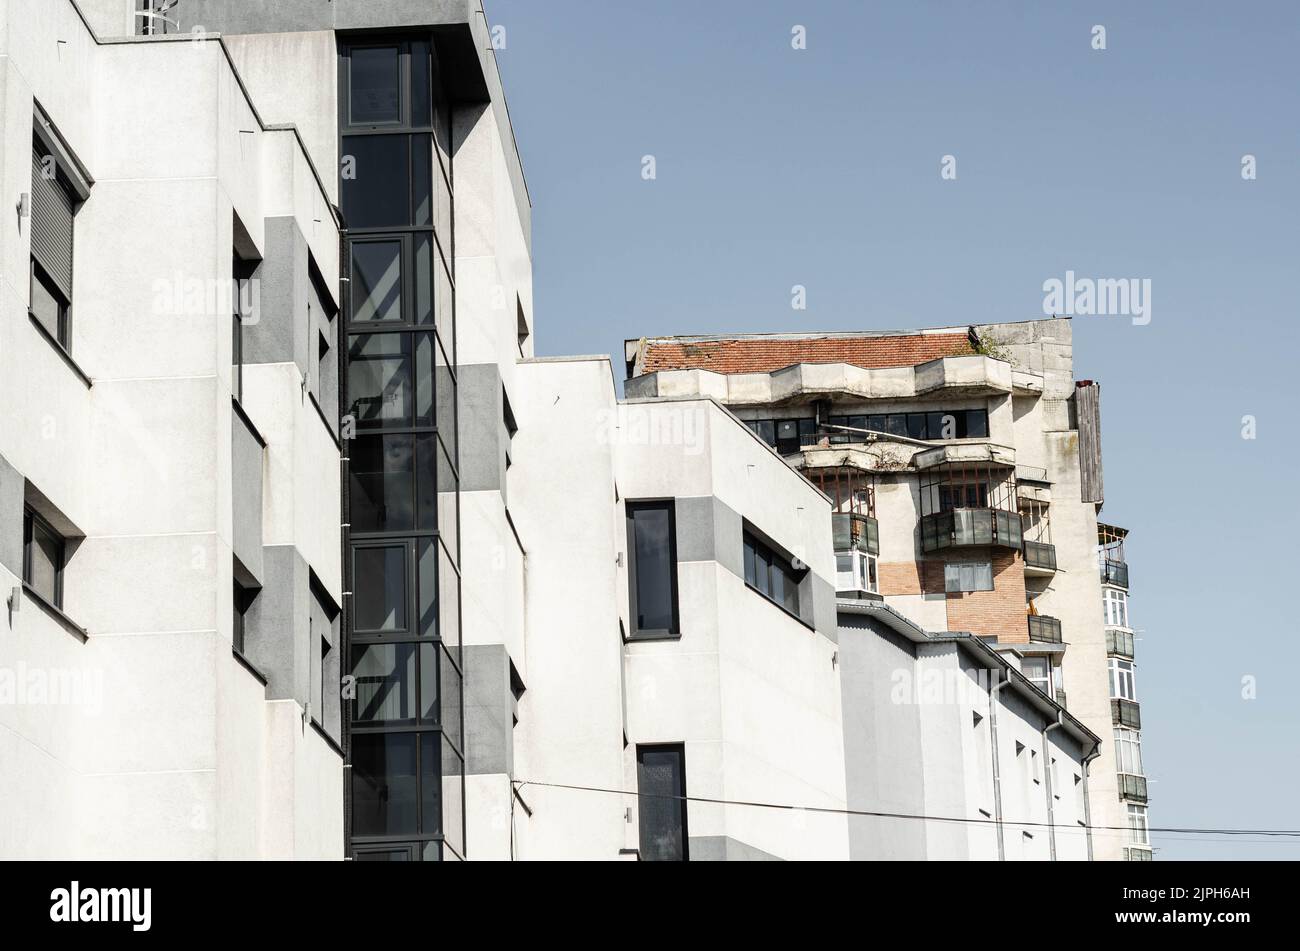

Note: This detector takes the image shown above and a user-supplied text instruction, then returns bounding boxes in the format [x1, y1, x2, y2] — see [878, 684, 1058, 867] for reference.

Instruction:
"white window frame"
[1114, 727, 1143, 776]
[944, 561, 993, 593]
[1103, 587, 1130, 629]
[1127, 803, 1149, 847]
[1109, 656, 1137, 702]
[1021, 655, 1052, 696]
[835, 549, 878, 595]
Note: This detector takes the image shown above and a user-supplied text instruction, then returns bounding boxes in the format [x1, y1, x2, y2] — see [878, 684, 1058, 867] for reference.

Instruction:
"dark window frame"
[625, 500, 680, 639]
[636, 744, 689, 862]
[23, 506, 65, 609]
[742, 530, 806, 619]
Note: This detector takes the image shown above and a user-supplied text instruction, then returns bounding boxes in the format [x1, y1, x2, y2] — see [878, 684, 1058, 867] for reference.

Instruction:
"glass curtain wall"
[340, 36, 463, 862]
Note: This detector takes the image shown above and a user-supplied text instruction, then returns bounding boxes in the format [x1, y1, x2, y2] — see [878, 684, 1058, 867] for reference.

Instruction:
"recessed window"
[30, 263, 68, 347]
[944, 561, 993, 593]
[30, 127, 79, 351]
[637, 745, 688, 862]
[23, 507, 65, 608]
[743, 531, 803, 617]
[626, 501, 679, 636]
[233, 580, 258, 654]
[1109, 657, 1137, 702]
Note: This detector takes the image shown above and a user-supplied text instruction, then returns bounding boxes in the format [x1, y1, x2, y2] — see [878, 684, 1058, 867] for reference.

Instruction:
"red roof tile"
[639, 333, 975, 375]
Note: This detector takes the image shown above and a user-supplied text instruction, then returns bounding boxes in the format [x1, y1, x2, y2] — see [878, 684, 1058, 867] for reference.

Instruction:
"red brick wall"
[919, 551, 1028, 643]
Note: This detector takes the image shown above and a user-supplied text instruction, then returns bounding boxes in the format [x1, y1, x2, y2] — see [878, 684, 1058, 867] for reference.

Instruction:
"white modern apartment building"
[1, 1, 1121, 861]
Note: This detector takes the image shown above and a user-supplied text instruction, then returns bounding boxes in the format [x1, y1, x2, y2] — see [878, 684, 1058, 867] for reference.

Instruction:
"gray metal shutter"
[31, 144, 74, 299]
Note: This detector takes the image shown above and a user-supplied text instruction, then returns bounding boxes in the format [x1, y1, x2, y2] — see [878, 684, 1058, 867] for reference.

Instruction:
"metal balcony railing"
[1023, 540, 1057, 572]
[1027, 615, 1062, 644]
[1111, 698, 1141, 729]
[831, 512, 879, 557]
[1118, 773, 1148, 803]
[1100, 559, 1129, 588]
[920, 508, 1023, 554]
[1107, 629, 1135, 658]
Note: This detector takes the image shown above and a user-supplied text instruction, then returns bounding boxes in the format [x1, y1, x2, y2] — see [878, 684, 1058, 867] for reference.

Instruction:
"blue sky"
[488, 0, 1300, 859]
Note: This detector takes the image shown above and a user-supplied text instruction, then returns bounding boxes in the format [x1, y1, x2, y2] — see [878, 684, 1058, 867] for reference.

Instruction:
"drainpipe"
[988, 670, 1011, 861]
[1082, 748, 1100, 861]
[1043, 713, 1064, 861]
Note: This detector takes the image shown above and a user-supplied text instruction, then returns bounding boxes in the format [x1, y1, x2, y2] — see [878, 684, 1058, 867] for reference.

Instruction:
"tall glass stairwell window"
[340, 36, 462, 862]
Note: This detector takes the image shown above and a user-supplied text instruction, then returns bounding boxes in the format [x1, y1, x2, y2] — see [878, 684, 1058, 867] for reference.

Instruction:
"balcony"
[832, 512, 879, 557]
[1054, 688, 1068, 709]
[920, 508, 1023, 554]
[1023, 540, 1057, 574]
[1100, 559, 1129, 588]
[1118, 773, 1148, 803]
[1027, 614, 1062, 644]
[1111, 699, 1141, 729]
[1106, 629, 1135, 658]
[1124, 847, 1153, 862]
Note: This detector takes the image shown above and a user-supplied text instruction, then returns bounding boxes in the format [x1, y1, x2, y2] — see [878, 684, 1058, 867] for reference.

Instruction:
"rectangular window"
[30, 132, 78, 351]
[22, 507, 65, 609]
[1115, 727, 1143, 776]
[626, 501, 679, 637]
[1021, 656, 1051, 695]
[1109, 657, 1137, 702]
[835, 550, 878, 594]
[233, 580, 258, 655]
[944, 561, 993, 593]
[637, 745, 688, 862]
[1103, 588, 1129, 628]
[1126, 803, 1149, 847]
[743, 531, 803, 616]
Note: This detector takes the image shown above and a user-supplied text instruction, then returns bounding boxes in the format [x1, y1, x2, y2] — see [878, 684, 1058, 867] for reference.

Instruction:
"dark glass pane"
[797, 418, 815, 440]
[754, 546, 771, 597]
[630, 505, 675, 631]
[442, 737, 464, 856]
[770, 561, 786, 606]
[906, 413, 926, 439]
[755, 420, 775, 447]
[342, 135, 410, 229]
[355, 849, 412, 862]
[782, 566, 800, 615]
[353, 545, 407, 633]
[743, 539, 756, 587]
[351, 643, 418, 724]
[439, 644, 462, 750]
[348, 334, 412, 430]
[351, 241, 402, 323]
[412, 134, 433, 227]
[349, 47, 401, 125]
[414, 234, 434, 325]
[420, 732, 441, 835]
[775, 419, 799, 454]
[637, 747, 686, 861]
[415, 332, 435, 426]
[415, 432, 440, 531]
[886, 414, 908, 437]
[848, 416, 867, 439]
[410, 41, 433, 127]
[866, 414, 887, 434]
[417, 536, 436, 639]
[350, 435, 415, 533]
[419, 642, 439, 722]
[926, 412, 946, 440]
[352, 733, 417, 836]
[966, 410, 989, 439]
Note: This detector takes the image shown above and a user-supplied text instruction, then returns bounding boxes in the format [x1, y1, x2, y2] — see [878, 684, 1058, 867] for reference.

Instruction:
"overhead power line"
[511, 779, 1300, 838]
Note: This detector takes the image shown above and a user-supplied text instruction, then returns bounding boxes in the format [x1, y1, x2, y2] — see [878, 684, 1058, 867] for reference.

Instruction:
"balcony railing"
[1100, 559, 1129, 588]
[1027, 615, 1062, 644]
[920, 508, 1023, 554]
[1118, 773, 1148, 803]
[1111, 698, 1141, 729]
[832, 512, 879, 557]
[1023, 540, 1057, 572]
[1106, 629, 1135, 658]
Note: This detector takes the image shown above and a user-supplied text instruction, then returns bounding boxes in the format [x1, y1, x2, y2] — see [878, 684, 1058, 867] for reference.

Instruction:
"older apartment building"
[624, 320, 1151, 859]
[1, 1, 1122, 861]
